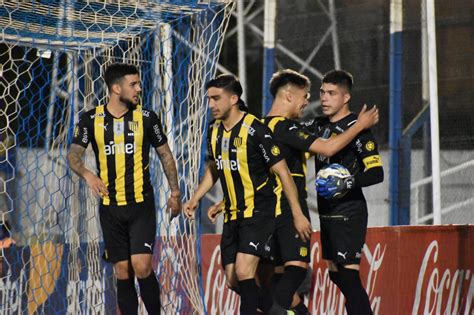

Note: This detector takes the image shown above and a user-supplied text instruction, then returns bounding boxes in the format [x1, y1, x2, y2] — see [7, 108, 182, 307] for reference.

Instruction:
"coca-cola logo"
[412, 240, 473, 314]
[309, 241, 385, 314]
[204, 246, 240, 313]
[202, 231, 474, 315]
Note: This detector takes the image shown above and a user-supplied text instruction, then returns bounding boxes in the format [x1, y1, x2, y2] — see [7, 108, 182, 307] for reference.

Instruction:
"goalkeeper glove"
[315, 175, 354, 199]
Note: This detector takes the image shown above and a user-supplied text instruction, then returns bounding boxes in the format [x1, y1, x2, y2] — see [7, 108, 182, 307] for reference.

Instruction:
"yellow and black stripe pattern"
[207, 113, 283, 222]
[72, 105, 167, 206]
[263, 117, 317, 218]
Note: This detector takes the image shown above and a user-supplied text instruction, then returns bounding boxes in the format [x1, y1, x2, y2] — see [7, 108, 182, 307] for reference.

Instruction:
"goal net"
[0, 1, 233, 314]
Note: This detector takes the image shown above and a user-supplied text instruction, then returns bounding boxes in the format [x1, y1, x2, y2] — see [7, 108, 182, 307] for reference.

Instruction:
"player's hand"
[84, 173, 109, 197]
[315, 176, 354, 199]
[207, 201, 224, 224]
[167, 192, 182, 220]
[356, 104, 379, 129]
[184, 199, 199, 219]
[293, 214, 312, 242]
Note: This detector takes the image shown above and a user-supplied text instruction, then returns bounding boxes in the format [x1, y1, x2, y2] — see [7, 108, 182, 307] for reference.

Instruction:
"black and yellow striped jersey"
[309, 113, 383, 214]
[72, 105, 167, 206]
[207, 113, 283, 221]
[263, 116, 318, 218]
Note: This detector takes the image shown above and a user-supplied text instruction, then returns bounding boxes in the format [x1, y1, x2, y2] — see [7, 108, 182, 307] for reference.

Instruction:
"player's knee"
[131, 260, 152, 279]
[114, 261, 130, 280]
[235, 263, 253, 281]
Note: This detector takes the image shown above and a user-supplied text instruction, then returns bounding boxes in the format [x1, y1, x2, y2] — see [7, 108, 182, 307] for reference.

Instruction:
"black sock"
[274, 266, 307, 309]
[291, 301, 309, 315]
[137, 272, 161, 315]
[337, 268, 373, 315]
[117, 278, 138, 315]
[238, 278, 259, 314]
[329, 271, 341, 288]
[257, 285, 273, 312]
[272, 272, 283, 286]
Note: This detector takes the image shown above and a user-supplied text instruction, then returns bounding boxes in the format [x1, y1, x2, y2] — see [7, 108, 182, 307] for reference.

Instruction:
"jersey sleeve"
[353, 130, 383, 171]
[71, 112, 92, 148]
[253, 122, 283, 168]
[275, 120, 318, 152]
[147, 111, 168, 148]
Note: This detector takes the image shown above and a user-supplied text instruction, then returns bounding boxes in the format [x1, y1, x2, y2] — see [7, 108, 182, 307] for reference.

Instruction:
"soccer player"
[262, 69, 379, 314]
[68, 63, 181, 315]
[184, 74, 312, 314]
[311, 70, 384, 315]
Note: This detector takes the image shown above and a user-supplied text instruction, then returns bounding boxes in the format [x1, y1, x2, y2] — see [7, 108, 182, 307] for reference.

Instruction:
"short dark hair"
[104, 63, 139, 91]
[206, 74, 247, 111]
[269, 69, 310, 98]
[322, 70, 353, 92]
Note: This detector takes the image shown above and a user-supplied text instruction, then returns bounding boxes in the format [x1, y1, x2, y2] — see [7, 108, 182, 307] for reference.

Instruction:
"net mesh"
[0, 1, 234, 314]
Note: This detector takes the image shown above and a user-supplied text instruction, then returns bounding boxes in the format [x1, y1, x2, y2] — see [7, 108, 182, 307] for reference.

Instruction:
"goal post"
[0, 1, 234, 314]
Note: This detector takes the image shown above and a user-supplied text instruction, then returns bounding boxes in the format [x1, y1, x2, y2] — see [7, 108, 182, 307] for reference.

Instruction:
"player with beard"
[68, 63, 181, 315]
[184, 74, 312, 314]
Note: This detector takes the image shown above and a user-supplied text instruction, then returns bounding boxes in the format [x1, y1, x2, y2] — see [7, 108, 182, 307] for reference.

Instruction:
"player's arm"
[148, 111, 182, 217]
[317, 133, 384, 198]
[308, 104, 379, 157]
[271, 160, 312, 241]
[256, 123, 312, 240]
[184, 161, 219, 219]
[207, 199, 224, 224]
[155, 143, 181, 217]
[68, 144, 108, 197]
[68, 116, 108, 197]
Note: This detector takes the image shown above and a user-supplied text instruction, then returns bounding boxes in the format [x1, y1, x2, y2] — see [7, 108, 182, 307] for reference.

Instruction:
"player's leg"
[99, 203, 138, 314]
[326, 213, 372, 315]
[129, 198, 161, 314]
[271, 205, 311, 313]
[221, 220, 239, 292]
[235, 252, 261, 314]
[256, 259, 275, 313]
[289, 267, 312, 315]
[236, 214, 275, 314]
[320, 216, 343, 290]
[114, 260, 139, 315]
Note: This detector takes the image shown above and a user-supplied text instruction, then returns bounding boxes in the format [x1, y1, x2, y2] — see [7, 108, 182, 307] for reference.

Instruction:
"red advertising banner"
[201, 225, 473, 314]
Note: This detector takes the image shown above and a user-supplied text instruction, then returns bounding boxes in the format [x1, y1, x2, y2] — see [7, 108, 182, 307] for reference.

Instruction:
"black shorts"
[319, 211, 368, 265]
[273, 201, 311, 265]
[99, 198, 156, 263]
[220, 214, 275, 267]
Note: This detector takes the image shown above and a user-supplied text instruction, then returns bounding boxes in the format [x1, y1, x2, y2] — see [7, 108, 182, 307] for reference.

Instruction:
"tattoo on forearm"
[68, 144, 87, 178]
[157, 145, 179, 191]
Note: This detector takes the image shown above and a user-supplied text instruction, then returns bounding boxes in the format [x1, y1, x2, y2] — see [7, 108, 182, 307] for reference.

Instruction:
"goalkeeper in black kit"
[309, 70, 384, 315]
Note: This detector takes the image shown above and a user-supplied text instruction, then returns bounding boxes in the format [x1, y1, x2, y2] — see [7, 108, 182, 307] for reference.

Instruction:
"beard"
[120, 96, 138, 110]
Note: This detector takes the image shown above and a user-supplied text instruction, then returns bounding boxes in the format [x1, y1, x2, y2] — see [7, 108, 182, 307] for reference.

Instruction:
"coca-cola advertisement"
[201, 225, 473, 314]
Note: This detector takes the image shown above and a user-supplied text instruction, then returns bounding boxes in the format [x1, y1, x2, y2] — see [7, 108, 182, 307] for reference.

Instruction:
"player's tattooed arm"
[68, 143, 89, 179]
[156, 143, 180, 195]
[156, 143, 181, 218]
[68, 143, 108, 197]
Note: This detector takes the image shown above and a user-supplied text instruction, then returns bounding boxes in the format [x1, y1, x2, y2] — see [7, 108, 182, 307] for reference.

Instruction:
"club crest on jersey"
[365, 141, 375, 151]
[233, 137, 242, 148]
[114, 121, 124, 135]
[222, 138, 230, 151]
[299, 247, 308, 257]
[271, 145, 280, 156]
[298, 131, 309, 139]
[128, 121, 139, 132]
